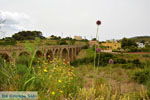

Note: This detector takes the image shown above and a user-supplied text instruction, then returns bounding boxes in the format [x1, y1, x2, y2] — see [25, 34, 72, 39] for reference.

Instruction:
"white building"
[136, 42, 145, 48]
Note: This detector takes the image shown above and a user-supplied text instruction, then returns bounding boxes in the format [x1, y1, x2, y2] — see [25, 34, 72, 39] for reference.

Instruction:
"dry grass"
[76, 65, 146, 95]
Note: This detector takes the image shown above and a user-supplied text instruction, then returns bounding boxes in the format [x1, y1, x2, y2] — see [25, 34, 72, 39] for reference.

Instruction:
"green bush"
[71, 53, 114, 67]
[117, 58, 144, 69]
[71, 57, 93, 66]
[82, 45, 89, 49]
[58, 40, 68, 45]
[133, 69, 150, 84]
[132, 59, 141, 64]
[96, 53, 114, 66]
[132, 59, 144, 68]
[128, 46, 139, 52]
[133, 69, 150, 97]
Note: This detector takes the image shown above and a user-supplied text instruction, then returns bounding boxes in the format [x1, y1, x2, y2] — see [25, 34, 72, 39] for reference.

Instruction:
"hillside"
[130, 36, 150, 42]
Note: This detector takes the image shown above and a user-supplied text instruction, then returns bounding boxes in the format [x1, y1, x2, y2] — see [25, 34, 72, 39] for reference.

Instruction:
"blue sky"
[0, 0, 150, 40]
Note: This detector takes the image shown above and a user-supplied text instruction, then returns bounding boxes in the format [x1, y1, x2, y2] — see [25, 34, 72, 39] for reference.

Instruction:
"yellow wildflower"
[59, 90, 63, 93]
[43, 69, 48, 72]
[51, 91, 55, 95]
[58, 80, 62, 83]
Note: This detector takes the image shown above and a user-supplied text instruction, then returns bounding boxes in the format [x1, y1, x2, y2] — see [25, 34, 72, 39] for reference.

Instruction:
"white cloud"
[0, 11, 32, 38]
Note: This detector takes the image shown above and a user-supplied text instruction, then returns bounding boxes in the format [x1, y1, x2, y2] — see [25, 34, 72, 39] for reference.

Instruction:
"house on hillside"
[74, 36, 83, 40]
[100, 42, 121, 50]
[136, 42, 145, 48]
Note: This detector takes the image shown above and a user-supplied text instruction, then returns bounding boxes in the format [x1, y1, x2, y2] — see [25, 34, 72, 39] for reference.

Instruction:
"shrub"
[82, 45, 89, 49]
[71, 57, 93, 66]
[132, 59, 141, 65]
[118, 59, 144, 69]
[71, 53, 114, 67]
[133, 69, 150, 84]
[133, 69, 150, 97]
[115, 58, 127, 64]
[58, 40, 68, 45]
[132, 59, 144, 68]
[96, 53, 114, 66]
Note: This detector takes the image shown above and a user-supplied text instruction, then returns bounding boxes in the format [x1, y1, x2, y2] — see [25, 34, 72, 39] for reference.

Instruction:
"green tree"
[121, 38, 137, 49]
[57, 40, 68, 45]
[92, 38, 96, 41]
[12, 31, 45, 41]
[50, 35, 61, 40]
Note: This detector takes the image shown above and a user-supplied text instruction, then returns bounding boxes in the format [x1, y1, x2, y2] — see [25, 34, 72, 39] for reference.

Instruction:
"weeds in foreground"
[0, 58, 82, 99]
[0, 58, 150, 99]
[76, 84, 149, 100]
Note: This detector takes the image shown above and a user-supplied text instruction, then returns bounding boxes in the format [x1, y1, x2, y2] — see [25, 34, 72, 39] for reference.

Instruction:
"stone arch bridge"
[0, 45, 83, 62]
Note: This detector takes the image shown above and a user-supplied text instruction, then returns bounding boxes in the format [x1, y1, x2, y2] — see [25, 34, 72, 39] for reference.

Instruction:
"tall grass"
[0, 57, 82, 99]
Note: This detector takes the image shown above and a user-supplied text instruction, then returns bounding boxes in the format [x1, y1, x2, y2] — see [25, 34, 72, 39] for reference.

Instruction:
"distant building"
[136, 42, 145, 48]
[101, 42, 121, 50]
[74, 36, 82, 40]
[89, 40, 99, 47]
[47, 36, 52, 39]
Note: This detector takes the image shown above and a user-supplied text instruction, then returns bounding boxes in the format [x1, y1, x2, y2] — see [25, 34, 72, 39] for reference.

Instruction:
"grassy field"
[0, 44, 150, 100]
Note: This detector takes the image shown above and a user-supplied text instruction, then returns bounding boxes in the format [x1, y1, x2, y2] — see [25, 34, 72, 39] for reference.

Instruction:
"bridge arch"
[61, 48, 69, 61]
[0, 53, 10, 62]
[36, 50, 43, 57]
[46, 49, 54, 61]
[54, 49, 60, 58]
